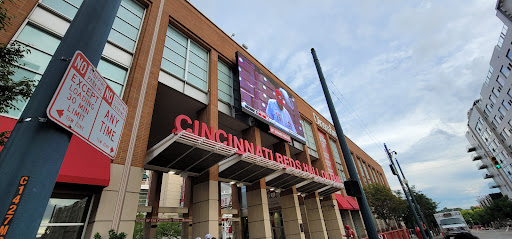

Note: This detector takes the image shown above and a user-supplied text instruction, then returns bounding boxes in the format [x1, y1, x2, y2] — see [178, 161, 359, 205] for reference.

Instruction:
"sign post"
[0, 1, 122, 238]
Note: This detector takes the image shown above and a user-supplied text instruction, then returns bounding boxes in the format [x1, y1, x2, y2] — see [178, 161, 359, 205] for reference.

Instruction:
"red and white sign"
[269, 126, 291, 142]
[318, 130, 335, 175]
[47, 51, 127, 159]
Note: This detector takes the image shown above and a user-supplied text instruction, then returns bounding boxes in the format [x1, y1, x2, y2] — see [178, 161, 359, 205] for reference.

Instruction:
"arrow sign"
[56, 110, 64, 118]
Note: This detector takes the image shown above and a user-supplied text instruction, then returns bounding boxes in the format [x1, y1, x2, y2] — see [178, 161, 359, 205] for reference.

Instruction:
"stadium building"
[0, 0, 391, 238]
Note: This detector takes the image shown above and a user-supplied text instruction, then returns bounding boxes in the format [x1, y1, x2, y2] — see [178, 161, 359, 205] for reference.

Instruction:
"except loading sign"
[47, 51, 127, 159]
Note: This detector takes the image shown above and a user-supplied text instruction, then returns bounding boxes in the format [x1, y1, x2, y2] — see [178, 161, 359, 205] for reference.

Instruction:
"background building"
[465, 0, 512, 199]
[1, 0, 391, 238]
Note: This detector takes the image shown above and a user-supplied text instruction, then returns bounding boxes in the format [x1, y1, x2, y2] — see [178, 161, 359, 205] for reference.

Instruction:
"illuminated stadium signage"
[236, 52, 306, 144]
[172, 115, 341, 183]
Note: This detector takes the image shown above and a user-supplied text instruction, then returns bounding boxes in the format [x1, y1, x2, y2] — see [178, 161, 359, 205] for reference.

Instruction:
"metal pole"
[384, 144, 427, 239]
[311, 48, 379, 239]
[396, 159, 433, 239]
[0, 0, 121, 238]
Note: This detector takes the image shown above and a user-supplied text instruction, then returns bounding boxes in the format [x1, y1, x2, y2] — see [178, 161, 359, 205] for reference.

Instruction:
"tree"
[364, 183, 407, 228]
[0, 0, 36, 146]
[401, 187, 438, 230]
[156, 222, 181, 239]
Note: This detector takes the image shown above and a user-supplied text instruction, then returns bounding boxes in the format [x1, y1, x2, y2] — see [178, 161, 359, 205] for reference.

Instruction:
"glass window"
[161, 26, 209, 91]
[490, 95, 497, 104]
[493, 87, 501, 97]
[301, 119, 317, 152]
[497, 75, 505, 87]
[328, 139, 346, 181]
[487, 104, 494, 111]
[139, 189, 148, 206]
[41, 0, 82, 19]
[499, 107, 507, 117]
[3, 1, 144, 119]
[218, 61, 233, 104]
[501, 65, 510, 78]
[504, 100, 512, 110]
[486, 66, 494, 84]
[41, 0, 144, 52]
[38, 196, 91, 239]
[475, 122, 483, 135]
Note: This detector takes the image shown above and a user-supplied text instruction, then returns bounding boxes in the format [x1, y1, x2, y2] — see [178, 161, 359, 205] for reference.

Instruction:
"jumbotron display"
[236, 52, 306, 143]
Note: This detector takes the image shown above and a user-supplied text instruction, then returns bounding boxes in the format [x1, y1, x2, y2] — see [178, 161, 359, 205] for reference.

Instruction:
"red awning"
[0, 116, 110, 186]
[346, 196, 360, 211]
[335, 194, 355, 210]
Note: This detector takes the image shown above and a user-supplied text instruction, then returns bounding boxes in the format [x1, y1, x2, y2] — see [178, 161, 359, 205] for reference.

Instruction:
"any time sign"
[47, 51, 127, 159]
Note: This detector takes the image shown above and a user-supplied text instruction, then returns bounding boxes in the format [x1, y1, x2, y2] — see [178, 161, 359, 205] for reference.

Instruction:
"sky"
[188, 0, 503, 209]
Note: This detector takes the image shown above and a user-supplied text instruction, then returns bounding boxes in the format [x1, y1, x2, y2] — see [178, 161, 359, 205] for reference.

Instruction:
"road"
[470, 228, 512, 239]
[414, 229, 512, 239]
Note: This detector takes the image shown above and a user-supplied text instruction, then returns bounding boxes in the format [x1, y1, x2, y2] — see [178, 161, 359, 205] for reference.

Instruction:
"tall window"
[501, 65, 510, 78]
[161, 26, 209, 91]
[486, 66, 493, 84]
[329, 139, 346, 182]
[301, 119, 317, 155]
[497, 75, 505, 87]
[356, 157, 367, 184]
[218, 61, 233, 104]
[4, 0, 145, 118]
[498, 24, 508, 49]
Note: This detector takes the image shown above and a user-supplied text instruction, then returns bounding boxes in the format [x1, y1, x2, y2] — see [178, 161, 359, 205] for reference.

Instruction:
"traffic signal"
[490, 156, 502, 169]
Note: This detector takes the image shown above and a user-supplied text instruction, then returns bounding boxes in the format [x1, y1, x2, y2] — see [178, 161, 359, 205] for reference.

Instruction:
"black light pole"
[0, 0, 121, 238]
[396, 159, 433, 239]
[311, 48, 379, 239]
[384, 144, 427, 239]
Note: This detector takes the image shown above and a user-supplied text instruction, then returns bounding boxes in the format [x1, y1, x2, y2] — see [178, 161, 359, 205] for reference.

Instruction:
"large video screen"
[236, 52, 306, 143]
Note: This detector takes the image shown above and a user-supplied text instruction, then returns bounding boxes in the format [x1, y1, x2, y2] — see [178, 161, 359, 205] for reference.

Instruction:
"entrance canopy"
[145, 129, 343, 194]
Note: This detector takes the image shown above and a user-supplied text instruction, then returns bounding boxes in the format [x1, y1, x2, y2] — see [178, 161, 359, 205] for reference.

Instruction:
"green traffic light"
[496, 165, 502, 169]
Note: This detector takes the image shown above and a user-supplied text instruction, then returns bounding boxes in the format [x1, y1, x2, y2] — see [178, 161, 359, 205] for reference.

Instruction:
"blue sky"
[189, 0, 503, 209]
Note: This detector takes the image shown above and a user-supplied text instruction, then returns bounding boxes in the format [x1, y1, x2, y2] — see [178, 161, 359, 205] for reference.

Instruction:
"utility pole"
[396, 159, 433, 239]
[384, 144, 427, 239]
[311, 48, 379, 239]
[0, 0, 121, 238]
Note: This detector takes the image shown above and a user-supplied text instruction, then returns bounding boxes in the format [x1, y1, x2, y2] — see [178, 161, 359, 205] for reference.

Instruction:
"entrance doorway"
[269, 210, 285, 239]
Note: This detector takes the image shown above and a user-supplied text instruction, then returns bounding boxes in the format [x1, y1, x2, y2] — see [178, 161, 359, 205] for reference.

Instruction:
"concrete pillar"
[191, 168, 219, 238]
[341, 210, 359, 239]
[84, 164, 143, 238]
[298, 196, 312, 239]
[144, 171, 163, 239]
[181, 176, 193, 239]
[279, 187, 306, 239]
[304, 193, 328, 239]
[231, 184, 243, 239]
[246, 179, 272, 239]
[320, 196, 345, 239]
[351, 210, 366, 238]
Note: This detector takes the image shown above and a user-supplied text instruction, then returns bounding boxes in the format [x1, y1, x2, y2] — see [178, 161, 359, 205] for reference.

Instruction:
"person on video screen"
[266, 88, 296, 133]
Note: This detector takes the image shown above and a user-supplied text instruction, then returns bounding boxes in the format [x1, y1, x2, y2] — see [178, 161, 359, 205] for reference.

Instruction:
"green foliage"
[457, 196, 512, 227]
[0, 0, 14, 31]
[0, 0, 36, 145]
[132, 213, 182, 239]
[156, 222, 181, 239]
[364, 184, 407, 227]
[133, 213, 145, 239]
[402, 187, 438, 230]
[93, 230, 127, 239]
